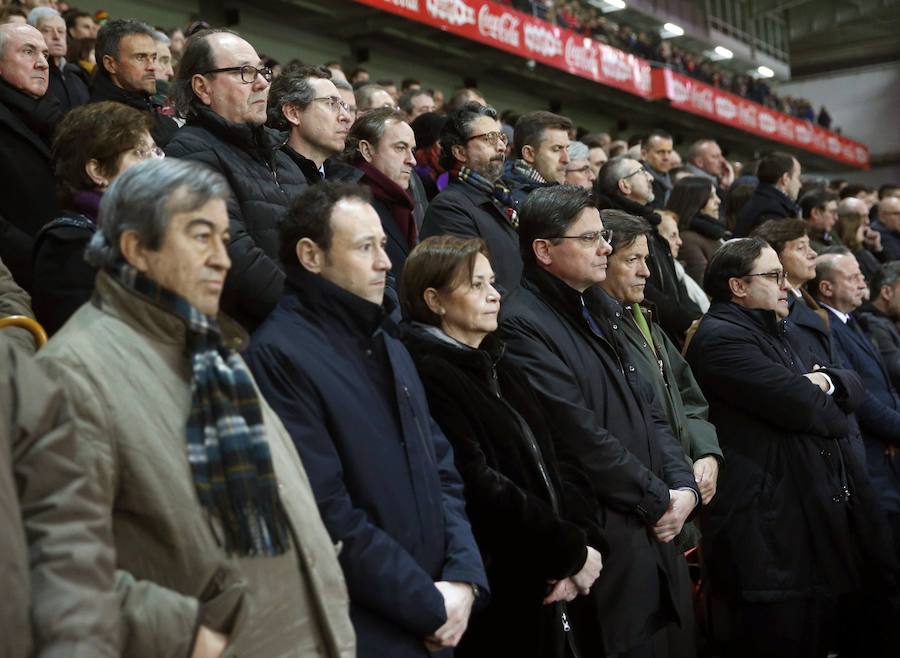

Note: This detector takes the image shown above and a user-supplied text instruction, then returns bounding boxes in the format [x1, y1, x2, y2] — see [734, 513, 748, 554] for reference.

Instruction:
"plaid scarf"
[454, 166, 519, 229]
[108, 261, 288, 557]
[511, 159, 548, 185]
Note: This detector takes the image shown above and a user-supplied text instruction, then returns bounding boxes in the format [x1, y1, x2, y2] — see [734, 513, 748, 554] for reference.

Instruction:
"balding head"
[811, 251, 867, 313]
[687, 139, 725, 178]
[0, 23, 49, 98]
[837, 196, 869, 220]
[878, 196, 900, 232]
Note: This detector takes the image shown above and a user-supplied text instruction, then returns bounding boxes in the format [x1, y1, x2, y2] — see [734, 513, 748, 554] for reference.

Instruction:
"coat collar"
[91, 271, 247, 351]
[188, 107, 286, 158]
[522, 262, 616, 327]
[754, 182, 801, 216]
[402, 322, 505, 382]
[706, 300, 785, 336]
[595, 192, 661, 226]
[688, 213, 730, 240]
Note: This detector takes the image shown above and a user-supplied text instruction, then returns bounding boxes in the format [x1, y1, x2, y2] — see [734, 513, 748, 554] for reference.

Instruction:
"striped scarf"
[454, 166, 519, 229]
[109, 261, 288, 557]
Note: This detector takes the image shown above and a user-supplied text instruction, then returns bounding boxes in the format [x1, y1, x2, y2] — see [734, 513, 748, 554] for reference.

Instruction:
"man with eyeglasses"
[685, 239, 889, 658]
[166, 28, 307, 331]
[421, 102, 523, 293]
[563, 141, 595, 191]
[498, 185, 701, 657]
[596, 155, 702, 349]
[89, 19, 178, 147]
[267, 65, 354, 185]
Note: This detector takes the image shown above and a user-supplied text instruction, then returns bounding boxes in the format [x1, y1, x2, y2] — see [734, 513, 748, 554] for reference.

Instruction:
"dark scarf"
[0, 78, 62, 146]
[357, 160, 417, 247]
[688, 213, 730, 240]
[70, 189, 103, 222]
[107, 260, 288, 556]
[453, 166, 519, 229]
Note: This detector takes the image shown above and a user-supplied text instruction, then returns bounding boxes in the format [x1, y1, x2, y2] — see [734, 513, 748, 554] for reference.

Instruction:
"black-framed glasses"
[744, 270, 787, 286]
[622, 166, 649, 180]
[200, 65, 273, 83]
[549, 229, 613, 248]
[312, 96, 352, 114]
[467, 131, 508, 147]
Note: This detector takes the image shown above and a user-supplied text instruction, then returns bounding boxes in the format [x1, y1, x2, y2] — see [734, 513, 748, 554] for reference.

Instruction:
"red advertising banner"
[351, 0, 869, 168]
[652, 69, 869, 168]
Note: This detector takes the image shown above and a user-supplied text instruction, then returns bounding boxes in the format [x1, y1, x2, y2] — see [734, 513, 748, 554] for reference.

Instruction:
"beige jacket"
[37, 273, 356, 658]
[0, 257, 37, 354]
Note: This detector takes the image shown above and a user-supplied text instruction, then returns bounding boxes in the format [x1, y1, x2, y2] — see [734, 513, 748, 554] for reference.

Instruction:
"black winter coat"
[246, 266, 487, 658]
[421, 180, 522, 295]
[89, 73, 178, 147]
[497, 264, 699, 654]
[166, 109, 308, 330]
[733, 182, 800, 237]
[685, 302, 893, 602]
[595, 193, 702, 347]
[402, 326, 606, 658]
[857, 302, 900, 392]
[47, 60, 89, 113]
[0, 81, 62, 292]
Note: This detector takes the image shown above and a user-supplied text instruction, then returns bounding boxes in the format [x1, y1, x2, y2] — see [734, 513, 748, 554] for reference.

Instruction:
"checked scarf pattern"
[454, 166, 519, 229]
[110, 261, 288, 557]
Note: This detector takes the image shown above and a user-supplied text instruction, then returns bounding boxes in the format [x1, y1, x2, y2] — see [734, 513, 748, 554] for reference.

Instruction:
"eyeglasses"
[200, 65, 273, 83]
[550, 229, 613, 248]
[744, 270, 787, 286]
[128, 145, 165, 161]
[467, 131, 508, 147]
[313, 96, 353, 114]
[622, 166, 649, 180]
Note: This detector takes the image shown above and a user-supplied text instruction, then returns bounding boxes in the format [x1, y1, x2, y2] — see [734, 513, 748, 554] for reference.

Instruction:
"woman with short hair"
[399, 235, 606, 658]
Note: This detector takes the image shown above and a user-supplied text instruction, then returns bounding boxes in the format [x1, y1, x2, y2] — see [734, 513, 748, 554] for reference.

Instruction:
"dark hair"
[343, 106, 408, 160]
[599, 210, 651, 251]
[642, 129, 672, 147]
[839, 183, 873, 199]
[410, 111, 447, 150]
[400, 77, 421, 91]
[878, 184, 900, 200]
[798, 188, 838, 219]
[756, 151, 796, 185]
[518, 185, 594, 266]
[0, 6, 27, 23]
[724, 183, 756, 233]
[172, 28, 238, 117]
[95, 19, 155, 77]
[595, 156, 636, 197]
[278, 182, 372, 264]
[399, 236, 490, 326]
[66, 36, 95, 64]
[397, 88, 431, 114]
[53, 102, 153, 206]
[703, 238, 768, 303]
[750, 218, 808, 256]
[871, 262, 900, 299]
[512, 111, 574, 159]
[439, 102, 498, 171]
[581, 133, 608, 149]
[64, 10, 91, 32]
[445, 88, 484, 112]
[267, 65, 331, 130]
[375, 78, 395, 87]
[666, 176, 716, 230]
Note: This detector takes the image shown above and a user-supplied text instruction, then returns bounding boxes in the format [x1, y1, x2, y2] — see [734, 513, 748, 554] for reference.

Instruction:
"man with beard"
[420, 102, 521, 293]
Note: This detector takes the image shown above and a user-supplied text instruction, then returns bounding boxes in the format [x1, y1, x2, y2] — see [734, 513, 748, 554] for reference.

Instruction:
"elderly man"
[641, 130, 675, 208]
[498, 185, 700, 657]
[502, 110, 572, 205]
[90, 19, 177, 146]
[564, 141, 595, 190]
[166, 28, 307, 331]
[0, 22, 60, 290]
[246, 182, 487, 658]
[734, 151, 803, 237]
[355, 82, 395, 116]
[37, 159, 355, 658]
[858, 262, 900, 391]
[685, 238, 887, 658]
[152, 31, 174, 86]
[421, 102, 521, 292]
[872, 195, 900, 260]
[398, 87, 435, 122]
[800, 188, 840, 251]
[28, 6, 88, 112]
[595, 156, 702, 347]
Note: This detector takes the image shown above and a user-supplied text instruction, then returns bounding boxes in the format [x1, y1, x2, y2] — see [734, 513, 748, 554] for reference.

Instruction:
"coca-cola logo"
[795, 123, 811, 143]
[855, 147, 867, 163]
[599, 46, 632, 82]
[827, 136, 841, 153]
[714, 95, 737, 120]
[523, 22, 562, 57]
[842, 142, 855, 159]
[384, 0, 419, 10]
[776, 117, 794, 140]
[690, 86, 714, 114]
[635, 64, 652, 95]
[669, 77, 690, 104]
[426, 0, 475, 26]
[564, 37, 599, 78]
[738, 102, 757, 128]
[758, 112, 777, 133]
[477, 5, 519, 48]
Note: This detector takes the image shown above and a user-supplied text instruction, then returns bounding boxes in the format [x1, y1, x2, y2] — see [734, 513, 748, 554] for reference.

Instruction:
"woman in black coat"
[32, 102, 156, 335]
[398, 235, 606, 658]
[666, 175, 730, 285]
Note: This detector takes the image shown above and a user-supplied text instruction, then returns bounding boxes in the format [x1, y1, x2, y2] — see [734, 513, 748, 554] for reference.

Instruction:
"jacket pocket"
[197, 566, 249, 639]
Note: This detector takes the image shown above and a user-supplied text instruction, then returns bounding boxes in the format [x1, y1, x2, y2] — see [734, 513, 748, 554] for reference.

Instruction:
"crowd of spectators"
[2, 2, 900, 658]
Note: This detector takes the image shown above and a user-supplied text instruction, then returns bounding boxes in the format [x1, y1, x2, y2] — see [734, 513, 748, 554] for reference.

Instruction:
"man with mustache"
[165, 28, 307, 331]
[89, 18, 177, 146]
[421, 102, 521, 293]
[246, 182, 487, 658]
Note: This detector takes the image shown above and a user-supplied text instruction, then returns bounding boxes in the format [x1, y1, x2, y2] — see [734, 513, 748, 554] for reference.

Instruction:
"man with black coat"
[421, 103, 522, 293]
[0, 23, 61, 292]
[89, 19, 177, 147]
[858, 262, 900, 391]
[685, 238, 891, 657]
[498, 185, 701, 657]
[733, 151, 802, 237]
[595, 155, 702, 347]
[166, 28, 307, 330]
[246, 183, 488, 658]
[28, 8, 88, 113]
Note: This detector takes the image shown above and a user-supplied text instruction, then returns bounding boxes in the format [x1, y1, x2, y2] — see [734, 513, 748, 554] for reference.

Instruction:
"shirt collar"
[820, 303, 850, 323]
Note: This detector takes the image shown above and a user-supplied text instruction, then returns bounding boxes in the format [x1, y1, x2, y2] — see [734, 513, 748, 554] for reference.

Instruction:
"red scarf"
[356, 160, 417, 248]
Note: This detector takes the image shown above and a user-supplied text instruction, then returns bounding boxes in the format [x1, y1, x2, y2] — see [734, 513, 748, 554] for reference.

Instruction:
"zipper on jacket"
[402, 384, 436, 468]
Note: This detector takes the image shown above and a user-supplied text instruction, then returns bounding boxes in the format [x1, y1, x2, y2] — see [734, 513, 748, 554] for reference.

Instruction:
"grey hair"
[86, 159, 231, 269]
[871, 262, 900, 299]
[266, 65, 331, 131]
[596, 156, 635, 196]
[151, 30, 170, 46]
[567, 141, 589, 162]
[27, 6, 61, 28]
[332, 78, 353, 92]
